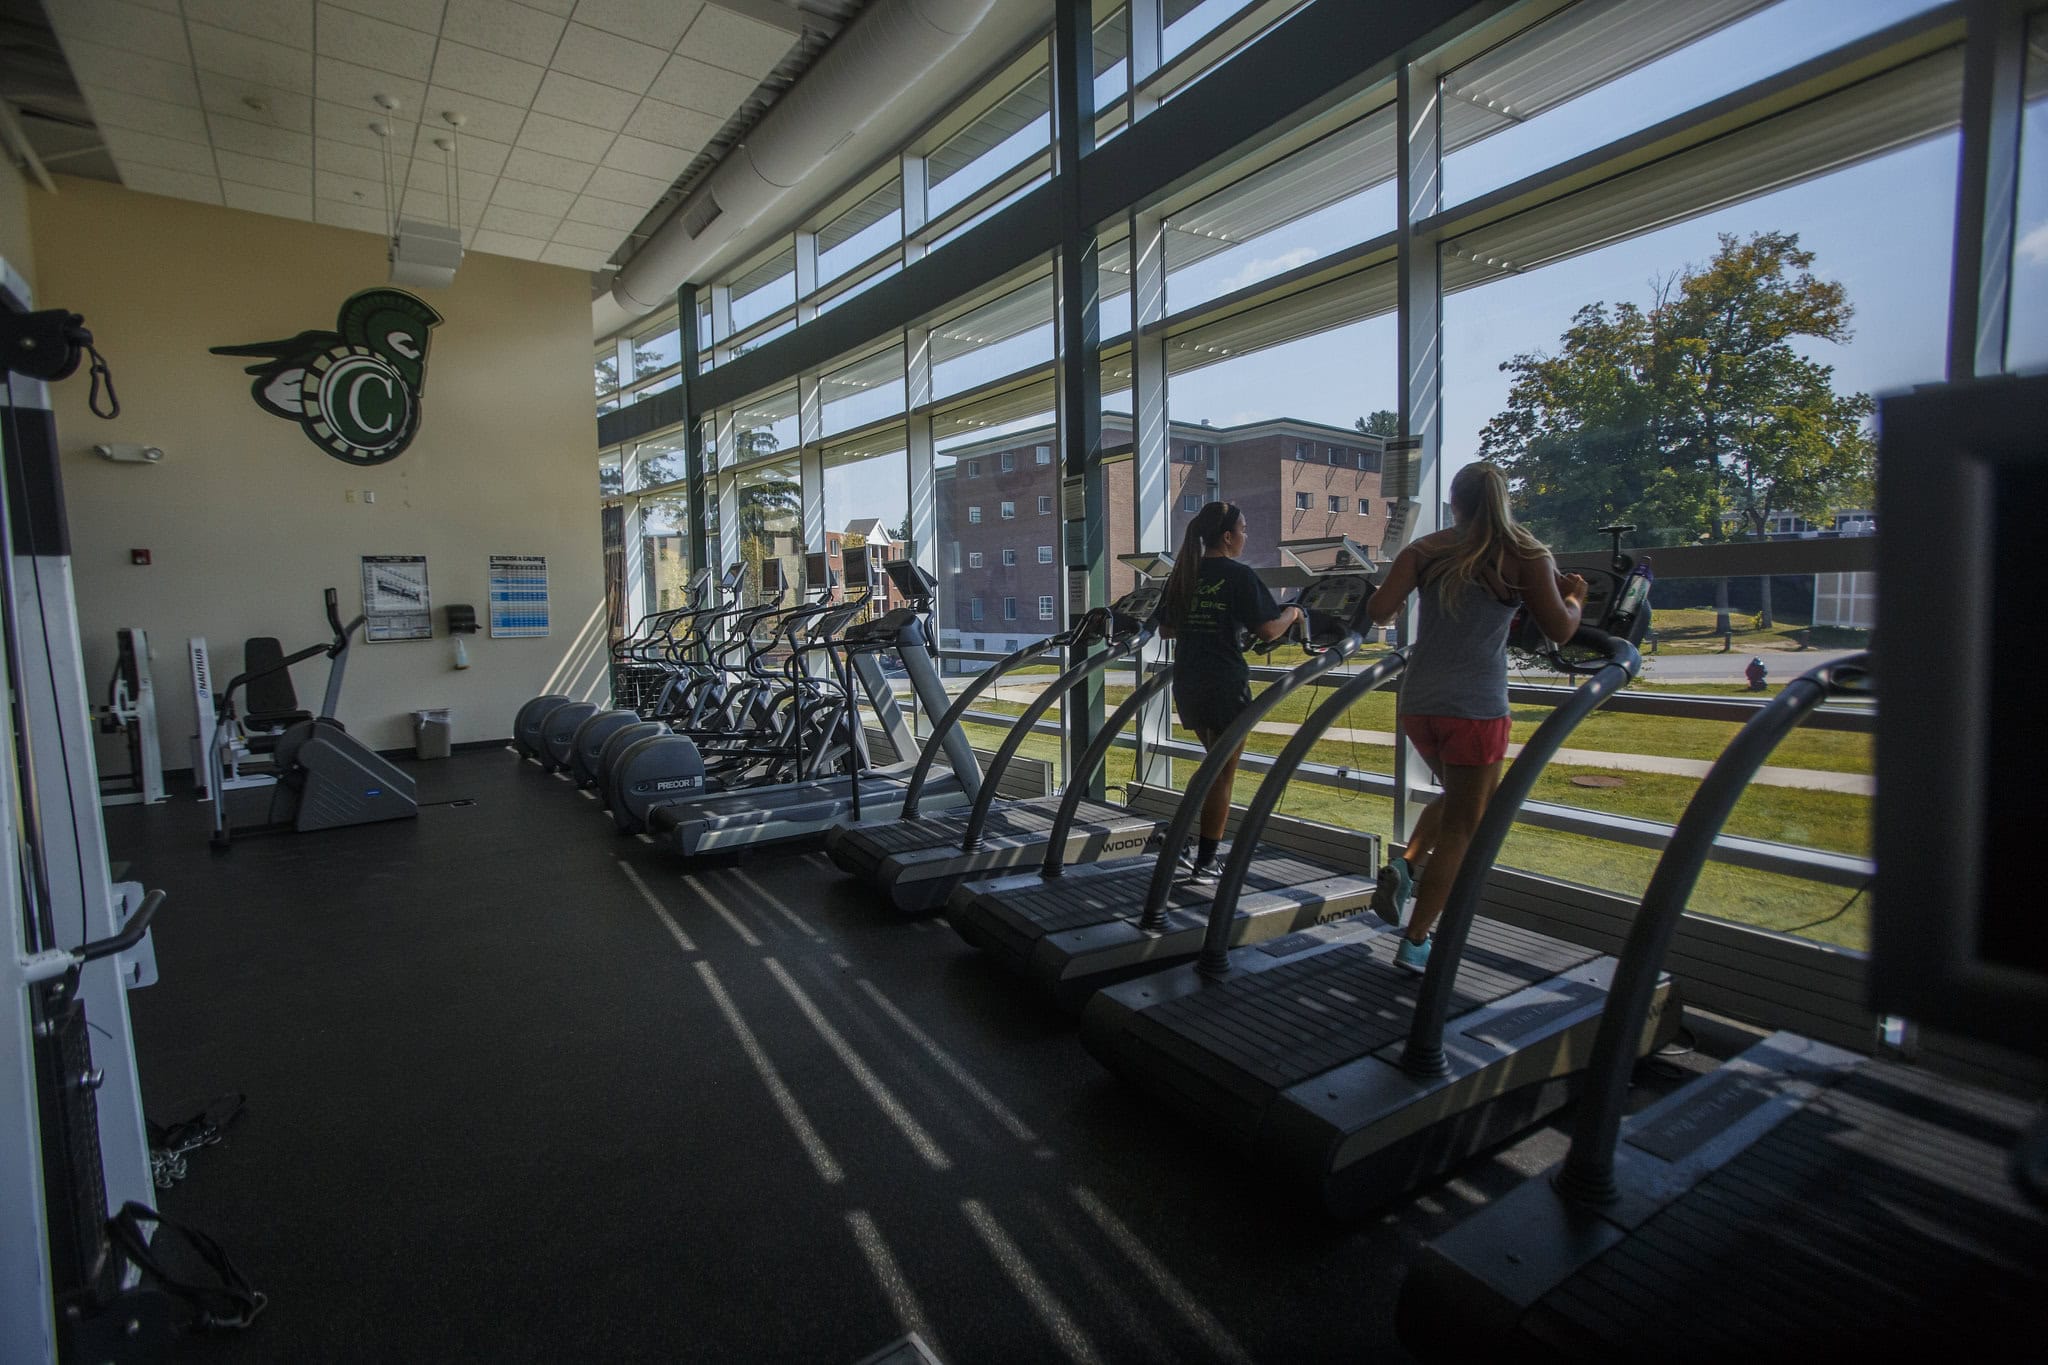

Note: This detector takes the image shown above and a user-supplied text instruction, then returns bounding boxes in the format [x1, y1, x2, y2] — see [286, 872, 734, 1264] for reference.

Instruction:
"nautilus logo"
[211, 288, 442, 466]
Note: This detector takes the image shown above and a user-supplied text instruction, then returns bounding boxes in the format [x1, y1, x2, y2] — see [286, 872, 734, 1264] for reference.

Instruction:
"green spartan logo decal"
[211, 289, 442, 466]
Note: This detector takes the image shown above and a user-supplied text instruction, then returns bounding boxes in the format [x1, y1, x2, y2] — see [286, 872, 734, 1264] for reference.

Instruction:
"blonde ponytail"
[1431, 464, 1548, 614]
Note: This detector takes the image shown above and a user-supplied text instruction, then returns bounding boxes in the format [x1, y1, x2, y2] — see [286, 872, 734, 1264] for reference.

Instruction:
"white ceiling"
[45, 0, 806, 272]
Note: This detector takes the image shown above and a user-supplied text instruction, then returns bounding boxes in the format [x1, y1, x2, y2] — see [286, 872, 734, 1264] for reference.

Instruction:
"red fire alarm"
[130, 549, 150, 565]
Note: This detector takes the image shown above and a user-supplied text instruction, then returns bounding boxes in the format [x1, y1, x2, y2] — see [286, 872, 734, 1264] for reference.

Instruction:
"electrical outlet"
[363, 489, 375, 504]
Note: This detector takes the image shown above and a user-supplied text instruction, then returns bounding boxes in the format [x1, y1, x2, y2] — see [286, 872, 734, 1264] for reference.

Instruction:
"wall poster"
[360, 554, 433, 642]
[489, 555, 550, 638]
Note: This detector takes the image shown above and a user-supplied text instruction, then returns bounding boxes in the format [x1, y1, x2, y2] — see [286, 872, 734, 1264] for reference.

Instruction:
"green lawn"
[1646, 606, 1871, 654]
[953, 704, 1872, 952]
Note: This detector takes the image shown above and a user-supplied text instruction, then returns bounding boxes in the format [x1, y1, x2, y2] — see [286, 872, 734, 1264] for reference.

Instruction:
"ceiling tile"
[103, 127, 219, 175]
[321, 0, 445, 35]
[516, 110, 615, 162]
[208, 114, 315, 163]
[316, 197, 388, 232]
[441, 0, 567, 68]
[198, 72, 315, 134]
[315, 6, 436, 82]
[676, 5, 793, 79]
[406, 130, 511, 181]
[581, 165, 666, 207]
[223, 182, 314, 219]
[46, 0, 190, 63]
[622, 98, 719, 150]
[399, 188, 487, 225]
[183, 0, 314, 48]
[570, 0, 703, 51]
[531, 70, 638, 132]
[481, 202, 560, 238]
[551, 23, 666, 95]
[500, 145, 594, 192]
[119, 0, 179, 10]
[214, 150, 313, 192]
[60, 40, 201, 106]
[430, 41, 547, 107]
[316, 99, 418, 150]
[313, 56, 426, 119]
[418, 86, 528, 145]
[599, 134, 690, 181]
[82, 88, 213, 145]
[566, 194, 643, 230]
[540, 241, 613, 269]
[490, 178, 575, 216]
[315, 137, 399, 182]
[403, 157, 497, 197]
[316, 166, 394, 208]
[646, 53, 757, 118]
[122, 166, 225, 204]
[470, 228, 550, 259]
[548, 218, 620, 251]
[189, 23, 314, 95]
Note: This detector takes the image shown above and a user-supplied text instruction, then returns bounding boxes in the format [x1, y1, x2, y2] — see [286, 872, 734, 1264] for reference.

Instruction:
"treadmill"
[627, 552, 983, 857]
[946, 539, 1393, 1008]
[1397, 377, 2048, 1359]
[1080, 550, 1676, 1218]
[822, 555, 1172, 914]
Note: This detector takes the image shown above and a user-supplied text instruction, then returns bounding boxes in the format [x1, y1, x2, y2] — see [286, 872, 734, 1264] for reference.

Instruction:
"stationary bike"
[207, 589, 419, 850]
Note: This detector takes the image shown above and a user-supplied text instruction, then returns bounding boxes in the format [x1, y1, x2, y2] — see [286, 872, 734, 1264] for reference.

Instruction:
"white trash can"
[413, 708, 453, 760]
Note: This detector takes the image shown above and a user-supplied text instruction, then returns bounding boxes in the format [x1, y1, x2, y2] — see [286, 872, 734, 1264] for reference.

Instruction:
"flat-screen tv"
[1870, 373, 2047, 1057]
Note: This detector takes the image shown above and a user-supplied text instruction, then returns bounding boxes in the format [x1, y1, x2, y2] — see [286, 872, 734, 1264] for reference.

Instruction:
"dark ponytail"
[1162, 501, 1241, 628]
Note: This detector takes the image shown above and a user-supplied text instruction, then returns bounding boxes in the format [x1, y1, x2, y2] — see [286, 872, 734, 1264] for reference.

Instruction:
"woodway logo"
[211, 288, 442, 466]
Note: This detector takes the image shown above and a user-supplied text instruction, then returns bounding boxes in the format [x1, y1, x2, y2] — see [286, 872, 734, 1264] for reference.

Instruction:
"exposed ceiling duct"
[596, 0, 1045, 340]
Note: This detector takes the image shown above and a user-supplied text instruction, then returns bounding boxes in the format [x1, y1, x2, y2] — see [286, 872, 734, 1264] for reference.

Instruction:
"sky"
[766, 0, 2045, 549]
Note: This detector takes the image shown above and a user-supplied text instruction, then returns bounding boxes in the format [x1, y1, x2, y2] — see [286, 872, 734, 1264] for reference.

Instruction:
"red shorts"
[1403, 714, 1511, 770]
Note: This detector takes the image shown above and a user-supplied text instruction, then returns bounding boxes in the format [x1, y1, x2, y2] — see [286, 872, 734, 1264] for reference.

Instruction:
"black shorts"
[1174, 681, 1253, 736]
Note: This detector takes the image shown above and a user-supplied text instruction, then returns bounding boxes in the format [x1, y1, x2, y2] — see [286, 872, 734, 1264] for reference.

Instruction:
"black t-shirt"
[1172, 556, 1285, 694]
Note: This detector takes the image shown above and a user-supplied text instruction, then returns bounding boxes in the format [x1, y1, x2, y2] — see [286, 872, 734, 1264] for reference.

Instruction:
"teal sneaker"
[1394, 935, 1431, 975]
[1373, 857, 1413, 926]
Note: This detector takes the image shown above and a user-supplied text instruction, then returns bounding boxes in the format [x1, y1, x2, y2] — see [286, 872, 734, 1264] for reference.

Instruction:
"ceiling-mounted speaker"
[389, 219, 463, 289]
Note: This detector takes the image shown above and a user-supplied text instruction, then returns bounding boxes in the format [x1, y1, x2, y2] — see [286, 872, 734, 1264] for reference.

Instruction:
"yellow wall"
[0, 162, 36, 292]
[29, 175, 606, 759]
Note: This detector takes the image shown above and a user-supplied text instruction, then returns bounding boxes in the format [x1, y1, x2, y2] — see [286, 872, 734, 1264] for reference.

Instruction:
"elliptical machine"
[207, 589, 419, 850]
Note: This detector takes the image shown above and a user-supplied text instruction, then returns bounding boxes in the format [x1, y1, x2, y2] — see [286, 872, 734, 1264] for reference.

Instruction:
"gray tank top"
[1401, 567, 1517, 719]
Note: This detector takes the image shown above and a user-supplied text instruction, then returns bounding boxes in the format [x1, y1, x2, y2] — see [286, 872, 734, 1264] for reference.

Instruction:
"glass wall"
[586, 0, 2020, 955]
[732, 454, 801, 609]
[2010, 11, 2048, 372]
[639, 487, 692, 614]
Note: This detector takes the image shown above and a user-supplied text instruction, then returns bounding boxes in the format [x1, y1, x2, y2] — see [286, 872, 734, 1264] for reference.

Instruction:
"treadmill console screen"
[1112, 582, 1164, 627]
[843, 543, 873, 590]
[804, 552, 832, 592]
[760, 558, 784, 594]
[1297, 574, 1370, 620]
[884, 559, 938, 602]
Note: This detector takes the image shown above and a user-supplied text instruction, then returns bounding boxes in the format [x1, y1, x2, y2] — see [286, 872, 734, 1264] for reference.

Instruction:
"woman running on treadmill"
[1366, 463, 1586, 973]
[1158, 502, 1305, 885]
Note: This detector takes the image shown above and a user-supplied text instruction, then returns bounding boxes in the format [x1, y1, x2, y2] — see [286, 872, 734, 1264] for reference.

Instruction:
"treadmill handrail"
[1554, 652, 1873, 1204]
[1138, 632, 1368, 932]
[1039, 660, 1176, 877]
[1197, 649, 1410, 973]
[1401, 627, 1642, 1075]
[899, 635, 1063, 819]
[960, 624, 1156, 850]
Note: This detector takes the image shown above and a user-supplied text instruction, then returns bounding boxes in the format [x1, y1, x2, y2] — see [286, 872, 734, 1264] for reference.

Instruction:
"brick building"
[934, 415, 1391, 650]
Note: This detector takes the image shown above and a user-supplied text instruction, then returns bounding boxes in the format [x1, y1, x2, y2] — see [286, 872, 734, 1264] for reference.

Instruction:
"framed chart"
[489, 555, 549, 638]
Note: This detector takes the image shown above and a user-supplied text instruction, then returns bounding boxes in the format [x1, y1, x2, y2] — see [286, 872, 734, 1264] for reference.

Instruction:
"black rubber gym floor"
[106, 750, 1719, 1364]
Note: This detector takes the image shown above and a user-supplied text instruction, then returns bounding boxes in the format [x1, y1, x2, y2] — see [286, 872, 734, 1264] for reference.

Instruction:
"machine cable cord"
[86, 337, 119, 419]
[108, 1201, 266, 1331]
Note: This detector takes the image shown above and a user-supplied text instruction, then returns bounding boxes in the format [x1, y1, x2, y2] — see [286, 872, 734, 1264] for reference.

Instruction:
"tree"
[1478, 231, 1876, 630]
[1356, 410, 1399, 438]
[733, 427, 796, 600]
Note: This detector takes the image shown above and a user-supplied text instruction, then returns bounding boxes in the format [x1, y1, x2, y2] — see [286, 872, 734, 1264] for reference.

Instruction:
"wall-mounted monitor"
[1870, 373, 2047, 1058]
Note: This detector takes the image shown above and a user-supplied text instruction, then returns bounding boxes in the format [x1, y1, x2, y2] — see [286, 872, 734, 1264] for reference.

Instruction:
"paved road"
[1634, 647, 1864, 685]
